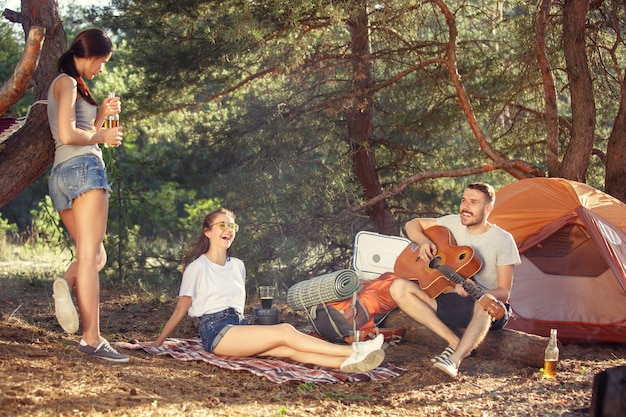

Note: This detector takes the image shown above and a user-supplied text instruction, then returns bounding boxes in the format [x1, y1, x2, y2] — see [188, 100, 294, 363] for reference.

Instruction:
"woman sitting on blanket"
[147, 208, 385, 373]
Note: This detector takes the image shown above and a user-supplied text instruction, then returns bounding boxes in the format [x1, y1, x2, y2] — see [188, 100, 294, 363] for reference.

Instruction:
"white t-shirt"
[179, 255, 246, 318]
[436, 214, 521, 290]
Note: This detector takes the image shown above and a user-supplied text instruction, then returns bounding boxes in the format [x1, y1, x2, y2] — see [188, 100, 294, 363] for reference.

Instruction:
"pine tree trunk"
[0, 0, 67, 208]
[559, 0, 594, 182]
[346, 2, 397, 235]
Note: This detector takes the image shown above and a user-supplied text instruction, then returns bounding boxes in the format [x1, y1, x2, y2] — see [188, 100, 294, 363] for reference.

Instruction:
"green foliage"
[0, 214, 18, 237]
[296, 382, 316, 394]
[0, 22, 22, 82]
[2, 0, 625, 296]
[38, 2, 535, 289]
[181, 198, 223, 233]
[29, 196, 67, 247]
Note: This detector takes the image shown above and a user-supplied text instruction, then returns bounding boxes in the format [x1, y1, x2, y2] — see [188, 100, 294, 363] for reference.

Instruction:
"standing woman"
[48, 28, 128, 362]
[148, 208, 385, 373]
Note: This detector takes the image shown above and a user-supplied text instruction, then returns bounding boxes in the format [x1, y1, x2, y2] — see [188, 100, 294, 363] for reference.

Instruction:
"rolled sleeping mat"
[287, 269, 360, 311]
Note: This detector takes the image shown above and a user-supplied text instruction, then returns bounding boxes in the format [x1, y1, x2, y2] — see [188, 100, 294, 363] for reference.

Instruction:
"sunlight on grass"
[0, 236, 71, 280]
[0, 233, 178, 300]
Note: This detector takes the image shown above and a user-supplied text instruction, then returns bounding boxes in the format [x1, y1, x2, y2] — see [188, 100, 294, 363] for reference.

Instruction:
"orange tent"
[489, 178, 626, 343]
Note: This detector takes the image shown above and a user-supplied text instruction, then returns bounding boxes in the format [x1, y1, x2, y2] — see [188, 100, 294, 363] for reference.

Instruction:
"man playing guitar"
[390, 182, 520, 378]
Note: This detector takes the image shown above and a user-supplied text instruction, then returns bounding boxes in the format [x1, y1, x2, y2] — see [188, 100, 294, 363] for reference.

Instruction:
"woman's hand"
[94, 94, 121, 132]
[94, 126, 123, 147]
[102, 94, 121, 117]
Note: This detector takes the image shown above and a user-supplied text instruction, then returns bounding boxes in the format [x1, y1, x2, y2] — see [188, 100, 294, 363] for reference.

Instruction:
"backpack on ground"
[305, 272, 405, 344]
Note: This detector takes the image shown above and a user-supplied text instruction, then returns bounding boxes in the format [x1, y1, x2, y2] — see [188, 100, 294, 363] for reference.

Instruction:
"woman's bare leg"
[213, 323, 354, 368]
[63, 242, 106, 291]
[59, 189, 109, 347]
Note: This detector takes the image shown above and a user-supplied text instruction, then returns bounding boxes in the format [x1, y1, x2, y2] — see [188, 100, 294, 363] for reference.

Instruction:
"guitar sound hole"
[429, 257, 442, 269]
[459, 253, 466, 260]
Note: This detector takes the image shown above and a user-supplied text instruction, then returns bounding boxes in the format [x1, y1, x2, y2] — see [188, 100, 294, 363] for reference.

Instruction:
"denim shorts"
[199, 308, 248, 353]
[48, 154, 111, 211]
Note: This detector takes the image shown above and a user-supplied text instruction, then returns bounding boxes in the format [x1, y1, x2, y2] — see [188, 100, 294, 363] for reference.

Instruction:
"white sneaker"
[53, 278, 79, 334]
[431, 346, 455, 363]
[340, 348, 385, 373]
[353, 333, 384, 353]
[433, 357, 459, 378]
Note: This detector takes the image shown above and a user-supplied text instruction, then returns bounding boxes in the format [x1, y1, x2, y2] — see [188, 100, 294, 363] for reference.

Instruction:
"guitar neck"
[436, 264, 486, 302]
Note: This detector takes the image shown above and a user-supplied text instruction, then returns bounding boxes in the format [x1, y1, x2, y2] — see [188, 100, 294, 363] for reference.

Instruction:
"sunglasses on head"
[209, 221, 240, 232]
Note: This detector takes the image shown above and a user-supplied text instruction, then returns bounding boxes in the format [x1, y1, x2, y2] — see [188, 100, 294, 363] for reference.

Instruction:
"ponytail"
[56, 29, 113, 106]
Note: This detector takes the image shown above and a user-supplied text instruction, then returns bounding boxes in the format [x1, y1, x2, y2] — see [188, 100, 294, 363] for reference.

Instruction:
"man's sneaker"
[433, 356, 458, 378]
[340, 348, 385, 373]
[53, 278, 79, 334]
[431, 346, 455, 363]
[78, 338, 129, 363]
[353, 333, 384, 353]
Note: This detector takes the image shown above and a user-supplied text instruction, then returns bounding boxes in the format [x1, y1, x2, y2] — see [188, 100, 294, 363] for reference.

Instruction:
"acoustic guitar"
[394, 225, 505, 320]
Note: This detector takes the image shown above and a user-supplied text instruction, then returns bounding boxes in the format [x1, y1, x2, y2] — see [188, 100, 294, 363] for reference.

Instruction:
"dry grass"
[1, 257, 625, 416]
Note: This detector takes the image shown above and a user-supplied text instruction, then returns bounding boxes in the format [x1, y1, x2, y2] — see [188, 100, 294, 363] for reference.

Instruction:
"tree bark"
[559, 0, 595, 182]
[0, 25, 45, 115]
[346, 2, 398, 236]
[536, 0, 561, 177]
[603, 0, 626, 203]
[604, 90, 626, 203]
[0, 0, 67, 208]
[384, 309, 549, 367]
[0, 103, 55, 203]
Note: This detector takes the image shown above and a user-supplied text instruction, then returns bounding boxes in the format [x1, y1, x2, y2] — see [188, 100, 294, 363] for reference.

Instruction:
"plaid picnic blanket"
[114, 338, 406, 384]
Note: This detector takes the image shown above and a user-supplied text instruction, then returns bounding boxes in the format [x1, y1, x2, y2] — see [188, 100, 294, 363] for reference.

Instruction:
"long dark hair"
[57, 28, 113, 106]
[182, 208, 237, 270]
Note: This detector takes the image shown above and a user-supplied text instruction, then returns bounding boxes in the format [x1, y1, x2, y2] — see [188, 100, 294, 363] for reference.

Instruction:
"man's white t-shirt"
[436, 214, 521, 290]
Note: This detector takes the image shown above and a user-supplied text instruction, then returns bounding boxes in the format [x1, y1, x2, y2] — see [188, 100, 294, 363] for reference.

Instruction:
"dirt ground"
[1, 274, 625, 417]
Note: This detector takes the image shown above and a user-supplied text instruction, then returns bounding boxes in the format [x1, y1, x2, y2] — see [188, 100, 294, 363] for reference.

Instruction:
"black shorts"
[436, 293, 511, 330]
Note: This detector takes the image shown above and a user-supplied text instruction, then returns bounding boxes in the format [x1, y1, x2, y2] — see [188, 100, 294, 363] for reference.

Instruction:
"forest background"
[1, 0, 626, 298]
